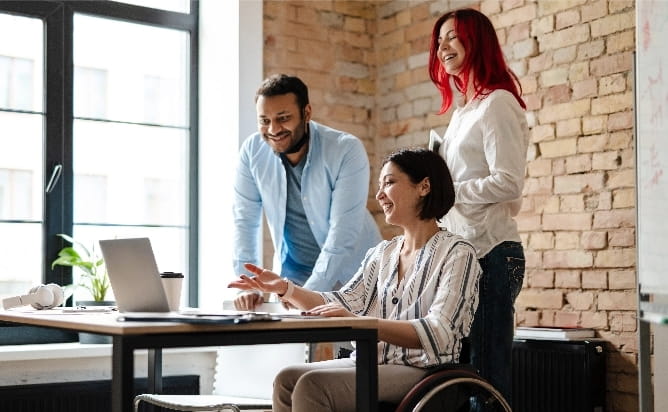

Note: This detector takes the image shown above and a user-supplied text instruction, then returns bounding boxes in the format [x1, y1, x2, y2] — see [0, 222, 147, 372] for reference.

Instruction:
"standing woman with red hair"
[428, 8, 529, 408]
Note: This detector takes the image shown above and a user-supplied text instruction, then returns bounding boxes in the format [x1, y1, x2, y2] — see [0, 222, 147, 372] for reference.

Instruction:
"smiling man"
[232, 74, 381, 311]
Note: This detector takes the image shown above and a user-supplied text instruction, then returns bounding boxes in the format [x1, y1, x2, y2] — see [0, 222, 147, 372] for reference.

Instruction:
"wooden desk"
[0, 310, 378, 412]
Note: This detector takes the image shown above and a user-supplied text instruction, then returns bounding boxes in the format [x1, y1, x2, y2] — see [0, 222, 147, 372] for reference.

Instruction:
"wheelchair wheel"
[393, 367, 511, 412]
[412, 376, 512, 412]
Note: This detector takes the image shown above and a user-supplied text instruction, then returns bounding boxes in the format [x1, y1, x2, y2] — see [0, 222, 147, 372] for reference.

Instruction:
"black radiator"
[0, 375, 199, 412]
[512, 339, 605, 412]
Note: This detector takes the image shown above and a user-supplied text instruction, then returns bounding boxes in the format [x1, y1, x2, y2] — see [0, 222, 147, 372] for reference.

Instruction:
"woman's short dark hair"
[255, 74, 310, 112]
[382, 148, 455, 220]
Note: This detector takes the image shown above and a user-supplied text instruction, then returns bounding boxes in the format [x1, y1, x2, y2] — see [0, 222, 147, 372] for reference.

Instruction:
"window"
[0, 12, 44, 303]
[0, 1, 198, 344]
[71, 13, 191, 303]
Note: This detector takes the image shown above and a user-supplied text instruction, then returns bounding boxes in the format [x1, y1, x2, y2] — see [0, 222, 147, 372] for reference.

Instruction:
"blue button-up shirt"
[232, 121, 382, 291]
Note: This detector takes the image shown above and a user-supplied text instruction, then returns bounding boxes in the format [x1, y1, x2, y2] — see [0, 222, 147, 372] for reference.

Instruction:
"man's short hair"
[382, 148, 455, 220]
[255, 74, 310, 112]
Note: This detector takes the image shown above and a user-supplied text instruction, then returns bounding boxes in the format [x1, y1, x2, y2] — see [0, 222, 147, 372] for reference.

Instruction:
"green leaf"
[51, 234, 109, 301]
[56, 233, 92, 259]
[57, 247, 81, 258]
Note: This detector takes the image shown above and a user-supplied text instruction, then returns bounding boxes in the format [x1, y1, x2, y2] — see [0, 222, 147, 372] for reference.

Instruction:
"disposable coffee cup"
[160, 272, 184, 311]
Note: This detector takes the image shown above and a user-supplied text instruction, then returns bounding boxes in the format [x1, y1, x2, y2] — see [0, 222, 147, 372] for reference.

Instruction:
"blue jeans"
[470, 241, 525, 408]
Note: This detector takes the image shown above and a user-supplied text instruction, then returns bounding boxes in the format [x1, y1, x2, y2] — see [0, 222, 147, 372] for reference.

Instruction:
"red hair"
[428, 8, 525, 114]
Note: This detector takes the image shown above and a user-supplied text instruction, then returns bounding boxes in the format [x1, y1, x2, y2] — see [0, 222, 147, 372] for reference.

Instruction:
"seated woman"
[228, 147, 481, 412]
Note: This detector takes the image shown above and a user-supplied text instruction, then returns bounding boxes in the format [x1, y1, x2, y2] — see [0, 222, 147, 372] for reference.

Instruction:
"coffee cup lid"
[160, 272, 184, 278]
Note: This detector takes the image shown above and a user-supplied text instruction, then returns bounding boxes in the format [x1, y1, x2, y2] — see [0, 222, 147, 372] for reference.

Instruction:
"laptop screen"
[98, 237, 171, 313]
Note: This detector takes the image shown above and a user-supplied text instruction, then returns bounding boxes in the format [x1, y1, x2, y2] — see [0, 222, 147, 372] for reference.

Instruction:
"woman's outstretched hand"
[302, 302, 355, 318]
[227, 263, 286, 295]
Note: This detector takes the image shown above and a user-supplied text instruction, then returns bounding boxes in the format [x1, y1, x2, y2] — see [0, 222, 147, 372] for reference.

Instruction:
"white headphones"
[2, 284, 65, 310]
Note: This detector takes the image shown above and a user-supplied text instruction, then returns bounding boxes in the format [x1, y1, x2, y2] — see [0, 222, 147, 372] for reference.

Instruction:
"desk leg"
[356, 330, 378, 412]
[148, 348, 163, 393]
[146, 348, 163, 412]
[112, 335, 134, 412]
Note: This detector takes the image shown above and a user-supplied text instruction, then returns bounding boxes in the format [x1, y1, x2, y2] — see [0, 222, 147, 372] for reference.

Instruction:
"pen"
[62, 306, 117, 313]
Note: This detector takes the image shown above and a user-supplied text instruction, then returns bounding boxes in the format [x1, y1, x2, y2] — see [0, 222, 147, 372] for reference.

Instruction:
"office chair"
[135, 339, 510, 412]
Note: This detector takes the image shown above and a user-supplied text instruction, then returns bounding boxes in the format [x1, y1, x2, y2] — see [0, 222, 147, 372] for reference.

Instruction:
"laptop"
[98, 237, 171, 313]
[99, 237, 281, 324]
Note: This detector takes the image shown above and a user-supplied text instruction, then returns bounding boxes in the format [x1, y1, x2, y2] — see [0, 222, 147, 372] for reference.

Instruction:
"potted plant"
[51, 233, 114, 344]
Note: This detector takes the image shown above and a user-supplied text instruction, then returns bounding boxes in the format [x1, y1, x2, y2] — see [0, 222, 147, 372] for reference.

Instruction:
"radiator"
[512, 339, 605, 412]
[0, 375, 199, 412]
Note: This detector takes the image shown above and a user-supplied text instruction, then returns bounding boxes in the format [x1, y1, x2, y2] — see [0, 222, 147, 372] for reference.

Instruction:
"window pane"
[73, 15, 188, 127]
[73, 119, 188, 226]
[0, 14, 43, 112]
[0, 112, 44, 221]
[0, 169, 33, 219]
[0, 13, 44, 308]
[72, 12, 191, 308]
[116, 0, 190, 14]
[74, 66, 108, 118]
[0, 112, 43, 298]
[74, 174, 108, 223]
[0, 222, 42, 298]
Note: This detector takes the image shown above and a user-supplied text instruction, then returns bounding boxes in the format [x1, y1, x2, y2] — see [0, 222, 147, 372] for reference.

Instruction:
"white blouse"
[321, 230, 481, 368]
[439, 89, 529, 257]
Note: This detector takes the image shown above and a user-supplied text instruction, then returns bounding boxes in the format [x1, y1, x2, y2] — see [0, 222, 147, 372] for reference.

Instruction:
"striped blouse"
[320, 229, 481, 368]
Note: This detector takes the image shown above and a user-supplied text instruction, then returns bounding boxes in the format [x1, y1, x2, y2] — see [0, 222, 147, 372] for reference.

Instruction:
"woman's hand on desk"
[302, 302, 354, 318]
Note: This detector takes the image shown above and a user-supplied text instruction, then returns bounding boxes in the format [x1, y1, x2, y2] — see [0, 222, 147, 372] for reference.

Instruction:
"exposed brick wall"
[263, 1, 638, 410]
[261, 0, 379, 266]
[506, 2, 637, 410]
[262, 1, 378, 163]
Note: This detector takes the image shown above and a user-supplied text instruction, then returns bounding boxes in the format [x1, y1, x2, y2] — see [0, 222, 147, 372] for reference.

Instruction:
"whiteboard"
[636, 0, 668, 295]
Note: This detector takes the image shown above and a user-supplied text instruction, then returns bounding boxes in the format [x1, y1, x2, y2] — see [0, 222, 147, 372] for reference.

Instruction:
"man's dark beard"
[283, 124, 309, 154]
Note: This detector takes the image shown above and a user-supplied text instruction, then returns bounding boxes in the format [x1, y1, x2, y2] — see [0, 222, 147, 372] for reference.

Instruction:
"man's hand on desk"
[228, 263, 287, 312]
[233, 291, 264, 311]
[230, 263, 283, 311]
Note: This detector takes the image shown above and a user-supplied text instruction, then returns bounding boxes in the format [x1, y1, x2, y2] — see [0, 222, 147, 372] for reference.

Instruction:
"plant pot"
[76, 300, 116, 344]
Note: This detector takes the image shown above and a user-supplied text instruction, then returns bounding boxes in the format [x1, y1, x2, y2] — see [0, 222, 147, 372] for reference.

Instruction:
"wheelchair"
[375, 340, 512, 412]
[136, 340, 510, 412]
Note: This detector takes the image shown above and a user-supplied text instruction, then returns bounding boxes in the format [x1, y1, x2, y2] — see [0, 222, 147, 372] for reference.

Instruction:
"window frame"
[0, 1, 199, 343]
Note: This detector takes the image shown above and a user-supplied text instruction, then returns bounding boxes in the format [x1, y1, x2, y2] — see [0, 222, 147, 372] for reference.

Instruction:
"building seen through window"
[0, 55, 34, 111]
[71, 14, 190, 302]
[0, 12, 43, 299]
[0, 3, 194, 310]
